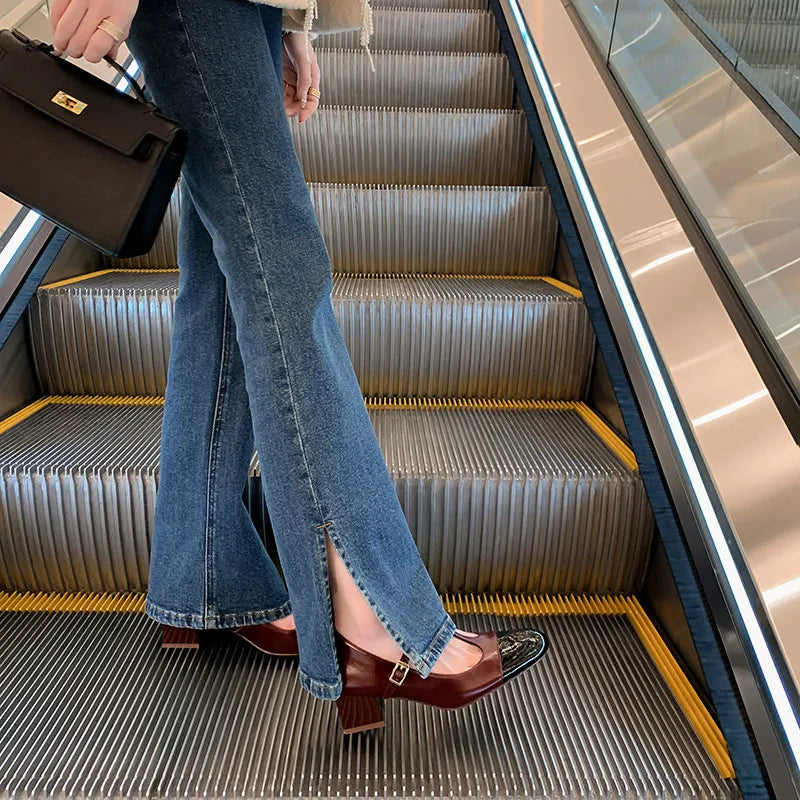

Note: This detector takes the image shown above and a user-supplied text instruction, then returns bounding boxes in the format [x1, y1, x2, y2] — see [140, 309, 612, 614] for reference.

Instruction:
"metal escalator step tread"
[29, 272, 592, 399]
[291, 108, 532, 185]
[0, 398, 651, 595]
[312, 183, 557, 273]
[373, 0, 487, 9]
[690, 0, 799, 24]
[716, 19, 800, 61]
[315, 50, 514, 108]
[0, 602, 736, 798]
[105, 184, 558, 274]
[750, 63, 800, 114]
[314, 8, 500, 53]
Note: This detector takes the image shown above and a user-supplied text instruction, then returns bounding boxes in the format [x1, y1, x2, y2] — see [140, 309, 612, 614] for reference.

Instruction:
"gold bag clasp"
[51, 90, 87, 115]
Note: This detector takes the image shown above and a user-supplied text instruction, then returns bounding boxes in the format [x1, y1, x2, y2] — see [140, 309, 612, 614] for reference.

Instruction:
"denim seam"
[298, 666, 342, 700]
[173, 0, 326, 528]
[146, 595, 292, 628]
[324, 520, 454, 677]
[414, 614, 457, 678]
[314, 521, 341, 691]
[202, 291, 232, 618]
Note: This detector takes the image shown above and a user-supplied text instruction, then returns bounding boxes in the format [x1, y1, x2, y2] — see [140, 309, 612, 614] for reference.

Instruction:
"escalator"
[0, 0, 750, 797]
[683, 0, 800, 118]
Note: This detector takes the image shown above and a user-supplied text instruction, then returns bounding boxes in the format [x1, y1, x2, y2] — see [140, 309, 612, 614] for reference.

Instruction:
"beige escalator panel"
[0, 0, 740, 795]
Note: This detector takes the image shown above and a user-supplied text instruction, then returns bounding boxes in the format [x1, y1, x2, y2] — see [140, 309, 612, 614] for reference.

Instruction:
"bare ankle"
[429, 630, 482, 675]
[270, 613, 295, 631]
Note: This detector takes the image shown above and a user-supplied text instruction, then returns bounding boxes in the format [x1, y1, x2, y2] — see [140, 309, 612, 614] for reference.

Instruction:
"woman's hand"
[281, 32, 321, 124]
[49, 0, 139, 63]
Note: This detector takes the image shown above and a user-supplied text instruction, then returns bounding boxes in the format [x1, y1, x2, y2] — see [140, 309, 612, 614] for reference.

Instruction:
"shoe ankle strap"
[383, 654, 413, 697]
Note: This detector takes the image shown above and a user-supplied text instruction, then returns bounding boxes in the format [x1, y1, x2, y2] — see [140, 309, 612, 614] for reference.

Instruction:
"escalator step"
[310, 184, 557, 273]
[315, 50, 514, 108]
[687, 0, 756, 24]
[105, 184, 558, 275]
[0, 599, 735, 798]
[373, 0, 487, 9]
[0, 399, 651, 595]
[291, 108, 532, 185]
[716, 19, 800, 62]
[29, 272, 592, 398]
[692, 0, 799, 24]
[314, 8, 500, 53]
[751, 63, 800, 115]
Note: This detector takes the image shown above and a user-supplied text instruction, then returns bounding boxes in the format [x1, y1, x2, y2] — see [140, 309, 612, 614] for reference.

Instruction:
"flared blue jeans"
[125, 0, 456, 700]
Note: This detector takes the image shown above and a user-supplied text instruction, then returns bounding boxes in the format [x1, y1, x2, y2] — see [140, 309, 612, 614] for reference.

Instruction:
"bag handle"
[11, 28, 151, 106]
[100, 50, 150, 105]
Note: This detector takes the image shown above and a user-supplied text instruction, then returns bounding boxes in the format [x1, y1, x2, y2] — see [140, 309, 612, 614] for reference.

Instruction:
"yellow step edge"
[540, 275, 584, 298]
[40, 268, 179, 290]
[0, 395, 637, 473]
[39, 270, 584, 294]
[573, 403, 637, 471]
[621, 597, 734, 778]
[343, 273, 583, 294]
[0, 397, 53, 435]
[0, 589, 731, 778]
[365, 396, 579, 410]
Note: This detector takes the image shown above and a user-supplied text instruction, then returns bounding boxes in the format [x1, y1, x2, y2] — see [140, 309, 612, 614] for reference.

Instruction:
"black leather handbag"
[0, 28, 187, 258]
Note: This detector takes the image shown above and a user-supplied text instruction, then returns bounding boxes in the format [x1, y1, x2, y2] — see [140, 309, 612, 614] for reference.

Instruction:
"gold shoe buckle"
[389, 661, 410, 686]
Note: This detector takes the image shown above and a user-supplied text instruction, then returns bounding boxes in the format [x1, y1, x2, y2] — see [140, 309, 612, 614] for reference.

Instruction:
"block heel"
[336, 694, 385, 734]
[161, 624, 200, 649]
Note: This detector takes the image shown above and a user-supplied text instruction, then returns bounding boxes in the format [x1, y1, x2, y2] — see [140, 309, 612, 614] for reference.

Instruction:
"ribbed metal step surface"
[315, 8, 500, 53]
[292, 108, 532, 185]
[752, 63, 800, 115]
[689, 0, 798, 25]
[374, 0, 486, 9]
[315, 50, 514, 107]
[105, 184, 558, 274]
[716, 19, 800, 62]
[29, 272, 593, 399]
[0, 400, 651, 594]
[0, 601, 735, 799]
[682, 1, 800, 117]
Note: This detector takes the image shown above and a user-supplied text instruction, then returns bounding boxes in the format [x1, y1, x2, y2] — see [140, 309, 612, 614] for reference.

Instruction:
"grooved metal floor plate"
[0, 609, 736, 799]
[0, 401, 651, 594]
[30, 272, 593, 398]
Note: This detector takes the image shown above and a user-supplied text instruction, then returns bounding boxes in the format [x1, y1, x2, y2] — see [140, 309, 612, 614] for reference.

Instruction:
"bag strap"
[11, 28, 151, 106]
[100, 50, 150, 105]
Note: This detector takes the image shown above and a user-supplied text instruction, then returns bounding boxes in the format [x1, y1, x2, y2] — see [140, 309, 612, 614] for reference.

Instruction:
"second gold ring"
[308, 87, 321, 99]
[97, 18, 125, 42]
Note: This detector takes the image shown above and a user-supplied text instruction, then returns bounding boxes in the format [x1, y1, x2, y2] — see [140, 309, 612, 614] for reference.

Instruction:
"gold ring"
[308, 87, 321, 98]
[97, 18, 125, 42]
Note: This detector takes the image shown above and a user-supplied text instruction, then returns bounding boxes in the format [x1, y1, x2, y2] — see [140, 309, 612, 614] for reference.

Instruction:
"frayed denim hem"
[299, 667, 342, 700]
[409, 613, 457, 678]
[145, 596, 292, 629]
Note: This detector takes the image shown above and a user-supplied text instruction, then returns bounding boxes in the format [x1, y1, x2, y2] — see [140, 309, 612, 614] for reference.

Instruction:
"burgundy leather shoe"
[334, 628, 548, 733]
[229, 621, 299, 656]
[161, 621, 299, 656]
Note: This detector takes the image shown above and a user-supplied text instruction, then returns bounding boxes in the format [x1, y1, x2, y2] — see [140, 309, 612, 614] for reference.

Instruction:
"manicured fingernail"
[301, 95, 307, 108]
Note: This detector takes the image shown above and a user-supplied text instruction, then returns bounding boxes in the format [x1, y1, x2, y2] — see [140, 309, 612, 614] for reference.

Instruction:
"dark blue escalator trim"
[0, 225, 68, 352]
[488, 0, 770, 795]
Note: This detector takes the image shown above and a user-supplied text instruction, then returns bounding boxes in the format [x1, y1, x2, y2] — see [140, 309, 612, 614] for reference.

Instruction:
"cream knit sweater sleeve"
[247, 0, 375, 71]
